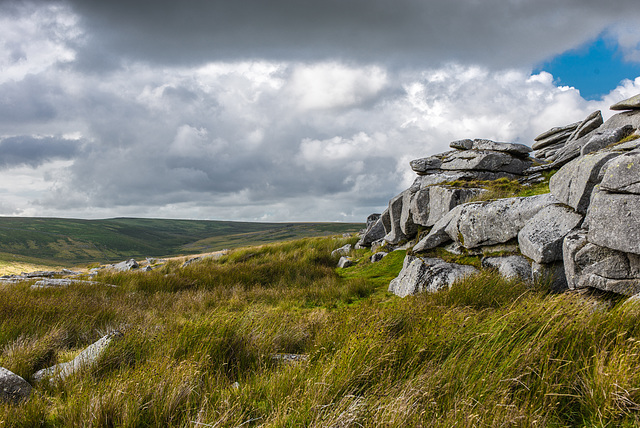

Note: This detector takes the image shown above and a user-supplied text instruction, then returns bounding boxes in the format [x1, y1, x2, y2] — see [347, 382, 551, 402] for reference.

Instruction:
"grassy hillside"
[0, 217, 362, 266]
[2, 235, 640, 426]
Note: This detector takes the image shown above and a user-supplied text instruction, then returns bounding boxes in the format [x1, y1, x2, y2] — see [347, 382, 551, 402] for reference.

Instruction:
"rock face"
[518, 204, 583, 263]
[414, 193, 558, 251]
[359, 93, 640, 298]
[33, 331, 123, 383]
[388, 256, 479, 297]
[549, 152, 620, 214]
[0, 367, 32, 403]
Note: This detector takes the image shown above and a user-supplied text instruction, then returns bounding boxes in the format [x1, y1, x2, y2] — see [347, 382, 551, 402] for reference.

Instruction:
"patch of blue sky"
[535, 34, 640, 100]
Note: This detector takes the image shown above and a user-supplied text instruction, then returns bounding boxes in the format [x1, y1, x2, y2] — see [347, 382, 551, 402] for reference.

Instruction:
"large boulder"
[449, 139, 532, 157]
[563, 230, 640, 295]
[482, 255, 532, 281]
[331, 244, 352, 257]
[586, 190, 640, 256]
[0, 367, 31, 403]
[549, 151, 620, 214]
[111, 259, 139, 272]
[33, 331, 123, 383]
[600, 110, 640, 132]
[532, 261, 568, 292]
[357, 217, 386, 247]
[599, 149, 640, 194]
[383, 191, 411, 245]
[518, 204, 583, 263]
[388, 256, 479, 297]
[411, 185, 483, 227]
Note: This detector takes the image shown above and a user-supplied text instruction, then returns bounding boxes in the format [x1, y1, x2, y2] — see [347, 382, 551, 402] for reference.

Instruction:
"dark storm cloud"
[0, 135, 81, 168]
[65, 0, 640, 70]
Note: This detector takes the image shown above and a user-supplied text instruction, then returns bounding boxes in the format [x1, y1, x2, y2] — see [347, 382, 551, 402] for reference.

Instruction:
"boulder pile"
[356, 94, 640, 298]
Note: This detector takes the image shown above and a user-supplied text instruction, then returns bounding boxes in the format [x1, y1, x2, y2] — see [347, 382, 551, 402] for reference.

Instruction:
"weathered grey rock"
[446, 193, 559, 249]
[586, 190, 640, 255]
[482, 255, 532, 281]
[358, 218, 386, 247]
[33, 331, 123, 383]
[409, 152, 452, 175]
[331, 244, 352, 257]
[424, 185, 484, 227]
[111, 259, 139, 272]
[0, 367, 31, 403]
[371, 252, 387, 263]
[567, 110, 603, 142]
[365, 213, 381, 228]
[599, 149, 640, 194]
[610, 94, 640, 111]
[31, 279, 115, 288]
[518, 205, 583, 263]
[549, 151, 620, 214]
[413, 193, 558, 252]
[399, 189, 419, 237]
[388, 255, 479, 297]
[371, 239, 386, 253]
[412, 204, 464, 252]
[337, 257, 353, 268]
[384, 191, 410, 245]
[563, 229, 640, 295]
[534, 141, 567, 158]
[580, 125, 634, 156]
[450, 139, 532, 156]
[533, 123, 580, 150]
[534, 121, 580, 145]
[601, 110, 640, 132]
[439, 150, 532, 175]
[411, 185, 484, 228]
[532, 261, 568, 292]
[380, 209, 391, 236]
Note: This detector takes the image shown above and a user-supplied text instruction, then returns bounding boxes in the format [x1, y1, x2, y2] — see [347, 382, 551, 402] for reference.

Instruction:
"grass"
[444, 170, 556, 202]
[2, 234, 640, 426]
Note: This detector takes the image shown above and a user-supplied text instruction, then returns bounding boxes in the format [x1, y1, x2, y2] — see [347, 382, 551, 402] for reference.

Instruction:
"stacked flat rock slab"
[532, 121, 580, 159]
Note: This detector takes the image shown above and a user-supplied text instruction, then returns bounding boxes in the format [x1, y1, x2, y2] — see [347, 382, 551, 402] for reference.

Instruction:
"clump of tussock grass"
[3, 235, 640, 426]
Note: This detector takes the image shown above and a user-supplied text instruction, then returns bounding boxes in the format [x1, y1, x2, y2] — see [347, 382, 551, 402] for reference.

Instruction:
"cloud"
[56, 0, 640, 70]
[1, 1, 640, 222]
[0, 135, 82, 168]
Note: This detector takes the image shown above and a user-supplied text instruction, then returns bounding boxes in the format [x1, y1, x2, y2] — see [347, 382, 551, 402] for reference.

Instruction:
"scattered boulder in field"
[518, 204, 583, 263]
[0, 367, 31, 403]
[33, 331, 123, 383]
[31, 279, 116, 289]
[111, 259, 139, 272]
[370, 252, 387, 263]
[337, 257, 354, 268]
[388, 255, 479, 297]
[481, 255, 532, 281]
[332, 244, 353, 257]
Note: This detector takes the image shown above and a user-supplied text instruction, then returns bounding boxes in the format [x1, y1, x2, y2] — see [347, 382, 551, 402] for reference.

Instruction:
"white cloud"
[286, 63, 388, 110]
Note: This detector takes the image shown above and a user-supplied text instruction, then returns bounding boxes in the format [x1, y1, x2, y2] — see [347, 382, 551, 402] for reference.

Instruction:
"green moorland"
[2, 234, 640, 427]
[0, 217, 362, 266]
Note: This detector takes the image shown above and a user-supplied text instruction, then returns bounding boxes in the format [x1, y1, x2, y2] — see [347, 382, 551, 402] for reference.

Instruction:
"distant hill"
[0, 217, 363, 266]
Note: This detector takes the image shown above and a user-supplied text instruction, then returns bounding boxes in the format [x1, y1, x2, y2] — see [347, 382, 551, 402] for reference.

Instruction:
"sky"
[1, 1, 640, 223]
